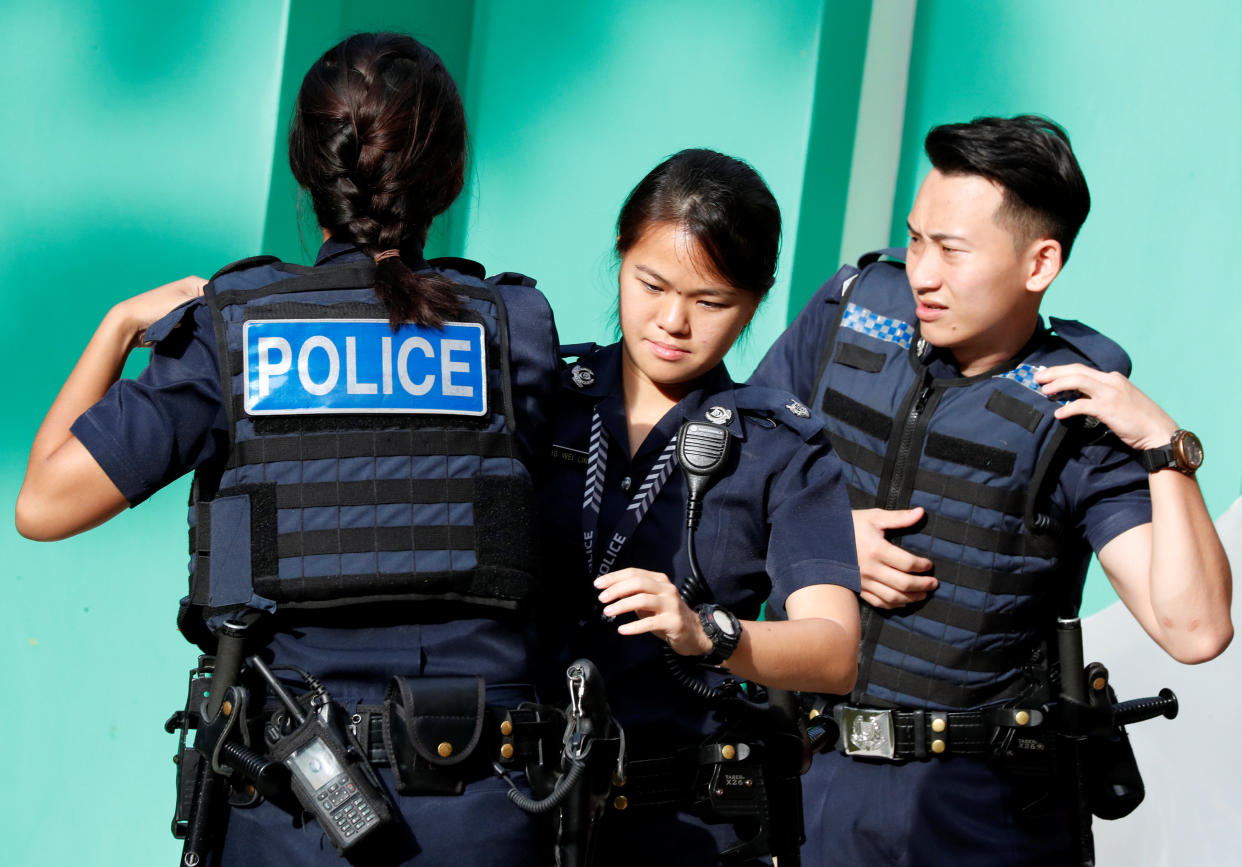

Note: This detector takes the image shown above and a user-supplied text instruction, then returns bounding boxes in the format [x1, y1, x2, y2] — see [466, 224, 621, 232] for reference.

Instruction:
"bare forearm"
[27, 306, 137, 468]
[1146, 470, 1232, 661]
[722, 617, 858, 693]
[17, 307, 138, 538]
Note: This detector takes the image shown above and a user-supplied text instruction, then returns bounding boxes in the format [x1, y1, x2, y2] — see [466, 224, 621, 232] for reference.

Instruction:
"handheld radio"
[248, 656, 395, 853]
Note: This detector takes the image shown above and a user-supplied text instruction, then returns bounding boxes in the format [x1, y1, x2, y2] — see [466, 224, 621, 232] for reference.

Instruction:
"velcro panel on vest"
[822, 388, 894, 442]
[473, 473, 538, 577]
[194, 485, 279, 613]
[923, 432, 1016, 477]
[833, 342, 886, 373]
[985, 390, 1044, 433]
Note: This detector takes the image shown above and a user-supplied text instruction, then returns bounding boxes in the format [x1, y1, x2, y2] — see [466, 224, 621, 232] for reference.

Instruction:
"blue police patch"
[243, 319, 488, 416]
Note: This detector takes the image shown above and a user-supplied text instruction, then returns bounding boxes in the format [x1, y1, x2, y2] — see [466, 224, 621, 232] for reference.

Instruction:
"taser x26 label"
[243, 319, 488, 416]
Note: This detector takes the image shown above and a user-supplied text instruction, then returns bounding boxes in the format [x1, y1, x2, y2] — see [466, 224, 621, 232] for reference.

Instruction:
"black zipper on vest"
[877, 368, 937, 510]
[851, 366, 938, 705]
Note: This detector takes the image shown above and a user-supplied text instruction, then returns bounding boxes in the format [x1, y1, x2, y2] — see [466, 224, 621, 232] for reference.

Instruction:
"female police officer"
[538, 149, 861, 865]
[18, 33, 558, 865]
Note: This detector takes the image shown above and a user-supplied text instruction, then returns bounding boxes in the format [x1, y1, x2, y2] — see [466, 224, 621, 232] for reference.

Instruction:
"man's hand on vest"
[852, 508, 937, 609]
[1034, 364, 1178, 451]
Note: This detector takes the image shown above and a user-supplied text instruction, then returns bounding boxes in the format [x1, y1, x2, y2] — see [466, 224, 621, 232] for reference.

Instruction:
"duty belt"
[350, 704, 560, 771]
[834, 704, 1045, 761]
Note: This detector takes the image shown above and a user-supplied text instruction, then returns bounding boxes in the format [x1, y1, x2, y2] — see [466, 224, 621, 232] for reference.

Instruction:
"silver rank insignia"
[571, 364, 595, 389]
[705, 406, 733, 425]
[785, 400, 810, 418]
[916, 337, 929, 357]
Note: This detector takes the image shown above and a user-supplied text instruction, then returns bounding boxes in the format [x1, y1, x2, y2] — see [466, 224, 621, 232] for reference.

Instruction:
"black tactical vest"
[812, 250, 1131, 709]
[181, 255, 540, 643]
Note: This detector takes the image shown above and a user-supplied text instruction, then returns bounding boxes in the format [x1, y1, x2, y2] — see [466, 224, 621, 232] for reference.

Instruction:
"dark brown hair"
[290, 32, 465, 328]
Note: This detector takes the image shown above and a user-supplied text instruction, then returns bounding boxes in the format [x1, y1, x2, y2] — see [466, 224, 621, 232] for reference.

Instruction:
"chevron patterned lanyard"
[582, 407, 679, 577]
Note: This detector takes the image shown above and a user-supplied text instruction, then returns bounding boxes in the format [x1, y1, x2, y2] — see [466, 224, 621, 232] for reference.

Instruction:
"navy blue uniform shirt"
[539, 342, 859, 751]
[749, 266, 1152, 555]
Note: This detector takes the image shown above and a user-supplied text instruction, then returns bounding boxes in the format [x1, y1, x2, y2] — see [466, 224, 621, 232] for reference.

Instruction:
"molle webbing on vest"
[186, 258, 538, 631]
[811, 250, 1091, 709]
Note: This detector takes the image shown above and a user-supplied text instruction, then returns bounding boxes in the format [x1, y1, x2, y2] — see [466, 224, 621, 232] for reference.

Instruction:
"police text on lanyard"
[581, 408, 678, 577]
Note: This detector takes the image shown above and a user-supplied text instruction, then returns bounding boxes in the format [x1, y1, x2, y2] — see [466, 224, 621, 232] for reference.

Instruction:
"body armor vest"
[182, 255, 540, 642]
[812, 250, 1131, 710]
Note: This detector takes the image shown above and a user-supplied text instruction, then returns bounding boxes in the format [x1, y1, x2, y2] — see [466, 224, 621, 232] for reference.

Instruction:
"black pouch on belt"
[383, 676, 486, 796]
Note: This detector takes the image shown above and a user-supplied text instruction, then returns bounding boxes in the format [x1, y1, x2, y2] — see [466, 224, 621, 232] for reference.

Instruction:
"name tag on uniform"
[243, 319, 488, 416]
[550, 444, 588, 469]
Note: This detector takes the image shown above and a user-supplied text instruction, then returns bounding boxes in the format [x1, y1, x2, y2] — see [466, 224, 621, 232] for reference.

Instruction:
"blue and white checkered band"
[243, 319, 487, 415]
[995, 364, 1074, 405]
[582, 408, 679, 578]
[841, 302, 914, 350]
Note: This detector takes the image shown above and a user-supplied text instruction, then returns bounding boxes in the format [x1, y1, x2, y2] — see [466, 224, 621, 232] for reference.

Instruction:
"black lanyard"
[581, 407, 679, 577]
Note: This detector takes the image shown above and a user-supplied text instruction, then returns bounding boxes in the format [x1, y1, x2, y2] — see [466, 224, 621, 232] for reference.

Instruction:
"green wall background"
[890, 0, 1242, 612]
[3, 1, 1237, 863]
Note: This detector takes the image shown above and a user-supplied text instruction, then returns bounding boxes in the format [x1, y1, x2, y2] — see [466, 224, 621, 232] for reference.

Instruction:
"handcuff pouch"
[383, 676, 486, 795]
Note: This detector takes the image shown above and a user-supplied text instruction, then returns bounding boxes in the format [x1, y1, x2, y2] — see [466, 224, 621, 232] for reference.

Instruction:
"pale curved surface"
[1087, 495, 1242, 864]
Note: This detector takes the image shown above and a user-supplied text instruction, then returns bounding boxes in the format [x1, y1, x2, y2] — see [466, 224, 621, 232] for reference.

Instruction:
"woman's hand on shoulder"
[109, 275, 206, 349]
[595, 568, 712, 657]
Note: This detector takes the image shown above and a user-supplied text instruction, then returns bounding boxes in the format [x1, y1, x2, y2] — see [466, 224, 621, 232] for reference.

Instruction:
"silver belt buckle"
[834, 706, 896, 759]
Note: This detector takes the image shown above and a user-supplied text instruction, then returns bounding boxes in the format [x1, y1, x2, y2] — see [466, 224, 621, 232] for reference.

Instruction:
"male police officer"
[750, 115, 1232, 864]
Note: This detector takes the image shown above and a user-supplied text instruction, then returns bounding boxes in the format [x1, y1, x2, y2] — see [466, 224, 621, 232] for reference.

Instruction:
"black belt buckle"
[833, 706, 896, 759]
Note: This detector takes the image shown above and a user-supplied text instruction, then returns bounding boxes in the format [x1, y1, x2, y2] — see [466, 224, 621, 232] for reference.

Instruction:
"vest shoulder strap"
[486, 270, 538, 288]
[856, 246, 907, 269]
[428, 256, 486, 280]
[209, 255, 282, 281]
[1048, 317, 1132, 376]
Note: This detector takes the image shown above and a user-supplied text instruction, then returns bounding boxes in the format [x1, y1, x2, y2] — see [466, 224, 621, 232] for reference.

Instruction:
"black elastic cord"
[494, 759, 586, 814]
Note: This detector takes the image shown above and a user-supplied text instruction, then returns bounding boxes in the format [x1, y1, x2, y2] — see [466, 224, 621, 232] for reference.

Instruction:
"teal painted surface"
[891, 0, 1242, 614]
[460, 0, 827, 377]
[787, 0, 873, 319]
[1, 2, 288, 864]
[260, 0, 477, 264]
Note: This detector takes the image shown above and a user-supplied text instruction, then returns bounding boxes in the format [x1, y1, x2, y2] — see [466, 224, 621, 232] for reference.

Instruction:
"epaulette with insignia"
[733, 384, 825, 442]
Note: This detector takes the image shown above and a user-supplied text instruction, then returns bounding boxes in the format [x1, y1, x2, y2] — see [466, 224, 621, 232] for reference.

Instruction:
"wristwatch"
[697, 603, 742, 665]
[1139, 429, 1203, 476]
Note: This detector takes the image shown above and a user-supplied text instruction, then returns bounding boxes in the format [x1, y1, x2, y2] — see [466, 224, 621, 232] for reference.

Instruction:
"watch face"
[1174, 430, 1204, 470]
[712, 609, 737, 636]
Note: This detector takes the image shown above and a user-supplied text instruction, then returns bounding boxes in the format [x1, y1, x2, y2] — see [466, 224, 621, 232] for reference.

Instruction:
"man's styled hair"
[924, 115, 1090, 262]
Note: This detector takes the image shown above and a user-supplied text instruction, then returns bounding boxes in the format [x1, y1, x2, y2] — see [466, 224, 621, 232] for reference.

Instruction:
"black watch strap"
[1139, 444, 1175, 473]
[698, 604, 742, 665]
[1140, 429, 1202, 476]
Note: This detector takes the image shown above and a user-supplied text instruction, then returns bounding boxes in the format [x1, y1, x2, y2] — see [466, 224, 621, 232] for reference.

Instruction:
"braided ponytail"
[290, 33, 467, 329]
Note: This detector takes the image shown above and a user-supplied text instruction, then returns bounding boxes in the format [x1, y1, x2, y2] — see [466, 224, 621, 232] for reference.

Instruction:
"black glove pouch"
[383, 675, 486, 796]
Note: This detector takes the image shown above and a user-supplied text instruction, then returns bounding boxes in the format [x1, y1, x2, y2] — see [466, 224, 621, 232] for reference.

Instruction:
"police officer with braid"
[539, 149, 862, 865]
[18, 33, 558, 865]
[750, 115, 1233, 865]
